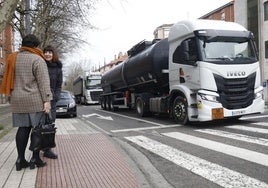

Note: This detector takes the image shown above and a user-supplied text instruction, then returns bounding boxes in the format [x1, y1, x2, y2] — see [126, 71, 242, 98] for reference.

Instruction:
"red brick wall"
[200, 2, 234, 22]
[0, 24, 13, 64]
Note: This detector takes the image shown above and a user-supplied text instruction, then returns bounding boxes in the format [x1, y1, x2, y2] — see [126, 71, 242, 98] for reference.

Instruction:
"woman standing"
[43, 45, 63, 159]
[0, 34, 52, 170]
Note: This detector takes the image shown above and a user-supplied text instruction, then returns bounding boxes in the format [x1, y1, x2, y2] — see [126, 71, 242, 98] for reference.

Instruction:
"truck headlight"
[198, 93, 219, 103]
[255, 90, 263, 99]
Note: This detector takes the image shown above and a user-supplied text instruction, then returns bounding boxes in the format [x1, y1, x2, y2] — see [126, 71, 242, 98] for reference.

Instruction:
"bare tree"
[0, 0, 19, 33]
[63, 60, 88, 92]
[12, 0, 97, 56]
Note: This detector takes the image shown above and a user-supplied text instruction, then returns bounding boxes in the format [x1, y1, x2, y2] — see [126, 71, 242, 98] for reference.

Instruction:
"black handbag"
[29, 114, 57, 151]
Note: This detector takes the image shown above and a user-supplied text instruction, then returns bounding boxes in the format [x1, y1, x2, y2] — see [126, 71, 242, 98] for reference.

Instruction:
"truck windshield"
[199, 37, 257, 64]
[85, 79, 101, 89]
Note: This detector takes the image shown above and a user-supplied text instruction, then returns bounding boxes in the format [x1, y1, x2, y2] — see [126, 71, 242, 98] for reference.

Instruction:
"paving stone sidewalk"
[0, 116, 141, 188]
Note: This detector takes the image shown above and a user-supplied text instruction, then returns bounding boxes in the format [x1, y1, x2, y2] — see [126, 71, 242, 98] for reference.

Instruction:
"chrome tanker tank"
[101, 38, 169, 94]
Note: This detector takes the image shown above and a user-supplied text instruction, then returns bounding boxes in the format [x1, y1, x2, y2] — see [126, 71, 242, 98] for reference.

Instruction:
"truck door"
[169, 37, 200, 90]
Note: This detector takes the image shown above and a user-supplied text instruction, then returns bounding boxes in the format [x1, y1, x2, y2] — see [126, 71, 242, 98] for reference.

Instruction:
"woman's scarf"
[0, 46, 45, 96]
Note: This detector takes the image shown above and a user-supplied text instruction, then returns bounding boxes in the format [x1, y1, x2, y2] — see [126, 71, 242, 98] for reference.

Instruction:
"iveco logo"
[227, 71, 246, 77]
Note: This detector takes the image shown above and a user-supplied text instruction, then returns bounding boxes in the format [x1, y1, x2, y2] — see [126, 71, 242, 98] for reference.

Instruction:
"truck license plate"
[232, 110, 245, 116]
[212, 108, 224, 119]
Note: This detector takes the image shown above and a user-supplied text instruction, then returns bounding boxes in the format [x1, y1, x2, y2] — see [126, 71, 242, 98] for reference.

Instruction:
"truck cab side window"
[173, 37, 198, 64]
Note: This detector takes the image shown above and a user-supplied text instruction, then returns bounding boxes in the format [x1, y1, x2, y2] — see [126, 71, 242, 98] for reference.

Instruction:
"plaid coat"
[10, 51, 52, 113]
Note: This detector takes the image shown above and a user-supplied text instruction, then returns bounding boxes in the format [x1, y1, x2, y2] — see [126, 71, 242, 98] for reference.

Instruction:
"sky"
[69, 0, 232, 69]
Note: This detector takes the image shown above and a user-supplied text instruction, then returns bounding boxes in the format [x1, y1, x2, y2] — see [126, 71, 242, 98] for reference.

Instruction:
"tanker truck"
[100, 19, 265, 125]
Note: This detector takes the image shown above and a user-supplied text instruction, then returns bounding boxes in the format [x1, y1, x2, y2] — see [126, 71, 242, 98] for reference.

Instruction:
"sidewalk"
[0, 110, 141, 188]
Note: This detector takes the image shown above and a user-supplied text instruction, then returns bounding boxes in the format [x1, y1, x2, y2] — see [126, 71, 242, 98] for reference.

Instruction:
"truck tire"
[172, 96, 188, 125]
[110, 101, 118, 111]
[136, 96, 150, 117]
[106, 96, 111, 110]
[100, 97, 106, 109]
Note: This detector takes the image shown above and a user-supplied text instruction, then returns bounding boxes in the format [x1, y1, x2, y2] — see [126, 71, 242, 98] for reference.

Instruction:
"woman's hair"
[43, 45, 59, 62]
[21, 34, 40, 48]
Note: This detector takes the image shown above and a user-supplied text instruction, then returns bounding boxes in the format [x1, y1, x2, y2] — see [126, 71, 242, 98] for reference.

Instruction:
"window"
[221, 11, 225, 20]
[173, 38, 198, 64]
[264, 1, 268, 21]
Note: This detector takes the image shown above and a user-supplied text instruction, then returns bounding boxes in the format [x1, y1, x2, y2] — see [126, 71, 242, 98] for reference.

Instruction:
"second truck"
[100, 19, 265, 124]
[73, 71, 102, 105]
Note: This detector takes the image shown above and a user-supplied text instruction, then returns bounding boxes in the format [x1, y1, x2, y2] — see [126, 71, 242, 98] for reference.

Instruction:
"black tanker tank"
[101, 38, 169, 94]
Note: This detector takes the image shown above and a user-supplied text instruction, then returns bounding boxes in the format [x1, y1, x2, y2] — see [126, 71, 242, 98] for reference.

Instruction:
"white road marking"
[163, 132, 268, 167]
[195, 129, 268, 146]
[125, 135, 268, 188]
[225, 125, 268, 134]
[82, 113, 113, 120]
[97, 108, 180, 127]
[252, 122, 268, 127]
[111, 124, 181, 133]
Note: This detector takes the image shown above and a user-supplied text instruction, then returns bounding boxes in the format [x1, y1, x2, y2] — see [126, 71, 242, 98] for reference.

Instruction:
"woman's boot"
[43, 149, 58, 159]
[29, 150, 46, 169]
[15, 127, 31, 171]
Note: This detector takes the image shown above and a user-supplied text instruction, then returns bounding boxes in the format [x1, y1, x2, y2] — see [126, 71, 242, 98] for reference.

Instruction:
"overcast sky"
[69, 0, 232, 69]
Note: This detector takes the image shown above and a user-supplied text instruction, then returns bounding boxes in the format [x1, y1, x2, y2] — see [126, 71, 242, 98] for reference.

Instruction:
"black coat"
[46, 61, 63, 102]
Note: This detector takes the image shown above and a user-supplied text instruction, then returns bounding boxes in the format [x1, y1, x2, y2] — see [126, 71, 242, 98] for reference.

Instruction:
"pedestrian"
[0, 34, 52, 170]
[43, 45, 63, 159]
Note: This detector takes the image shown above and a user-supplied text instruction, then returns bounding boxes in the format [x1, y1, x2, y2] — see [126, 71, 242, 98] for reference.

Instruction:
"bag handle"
[45, 113, 53, 124]
[38, 112, 53, 125]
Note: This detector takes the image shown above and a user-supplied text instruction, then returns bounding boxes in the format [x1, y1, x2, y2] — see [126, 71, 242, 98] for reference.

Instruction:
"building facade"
[0, 24, 13, 65]
[97, 52, 128, 73]
[200, 1, 234, 21]
[153, 24, 173, 39]
[0, 24, 14, 104]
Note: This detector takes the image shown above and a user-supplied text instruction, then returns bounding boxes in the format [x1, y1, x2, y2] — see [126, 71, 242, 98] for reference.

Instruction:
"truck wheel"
[172, 96, 188, 125]
[136, 97, 149, 117]
[106, 96, 111, 110]
[100, 98, 106, 109]
[109, 98, 114, 111]
[110, 99, 118, 111]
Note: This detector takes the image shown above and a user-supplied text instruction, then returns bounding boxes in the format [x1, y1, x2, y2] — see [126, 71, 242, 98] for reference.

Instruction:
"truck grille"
[90, 91, 102, 101]
[214, 73, 255, 110]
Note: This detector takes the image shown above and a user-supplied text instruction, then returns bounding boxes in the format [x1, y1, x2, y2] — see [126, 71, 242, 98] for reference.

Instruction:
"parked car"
[56, 90, 77, 117]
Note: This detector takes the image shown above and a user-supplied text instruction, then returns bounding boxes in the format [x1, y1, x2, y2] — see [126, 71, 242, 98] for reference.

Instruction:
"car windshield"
[199, 37, 257, 64]
[60, 92, 71, 99]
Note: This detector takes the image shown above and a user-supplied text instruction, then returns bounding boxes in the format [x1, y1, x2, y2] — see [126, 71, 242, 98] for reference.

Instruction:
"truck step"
[191, 115, 198, 119]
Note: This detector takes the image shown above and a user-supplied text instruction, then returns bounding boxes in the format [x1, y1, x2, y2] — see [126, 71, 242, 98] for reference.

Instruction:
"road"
[76, 104, 268, 188]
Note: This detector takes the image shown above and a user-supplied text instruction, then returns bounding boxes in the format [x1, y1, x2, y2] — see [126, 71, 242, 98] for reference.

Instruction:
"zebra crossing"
[125, 121, 268, 188]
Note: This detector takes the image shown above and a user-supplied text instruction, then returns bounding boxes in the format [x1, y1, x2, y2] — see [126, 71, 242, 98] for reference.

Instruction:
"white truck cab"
[168, 20, 264, 123]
